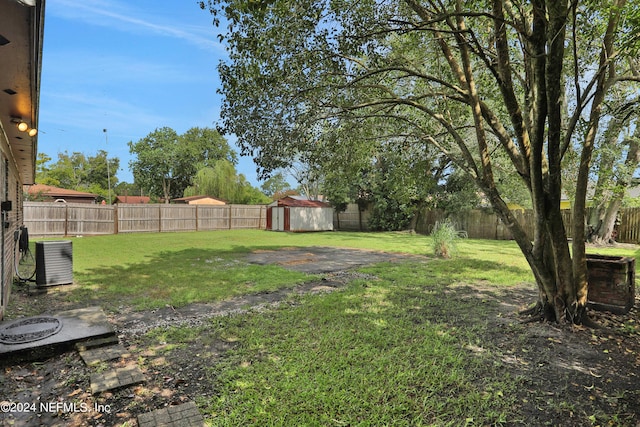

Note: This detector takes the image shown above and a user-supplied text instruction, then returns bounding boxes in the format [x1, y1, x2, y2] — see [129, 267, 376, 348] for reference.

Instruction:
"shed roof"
[275, 196, 331, 208]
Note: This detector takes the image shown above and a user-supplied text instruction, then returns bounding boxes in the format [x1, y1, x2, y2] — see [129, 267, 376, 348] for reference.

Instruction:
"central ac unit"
[36, 240, 73, 286]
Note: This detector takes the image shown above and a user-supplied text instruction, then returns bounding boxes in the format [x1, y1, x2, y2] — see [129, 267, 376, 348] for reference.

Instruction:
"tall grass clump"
[430, 219, 466, 258]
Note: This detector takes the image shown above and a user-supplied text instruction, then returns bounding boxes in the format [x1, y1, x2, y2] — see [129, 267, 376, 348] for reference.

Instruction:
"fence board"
[333, 204, 371, 231]
[197, 205, 231, 230]
[161, 205, 196, 232]
[23, 201, 640, 244]
[24, 202, 68, 236]
[117, 204, 161, 233]
[416, 207, 640, 244]
[230, 205, 267, 229]
[23, 202, 268, 236]
[67, 204, 114, 235]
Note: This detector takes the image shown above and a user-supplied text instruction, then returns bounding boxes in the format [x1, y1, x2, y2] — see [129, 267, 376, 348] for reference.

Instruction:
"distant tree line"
[34, 127, 273, 205]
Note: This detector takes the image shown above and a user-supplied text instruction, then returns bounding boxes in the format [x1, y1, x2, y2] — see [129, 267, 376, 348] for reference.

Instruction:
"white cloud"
[48, 0, 225, 53]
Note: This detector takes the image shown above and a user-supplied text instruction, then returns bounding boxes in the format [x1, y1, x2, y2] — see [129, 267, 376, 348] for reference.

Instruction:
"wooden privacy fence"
[334, 203, 640, 244]
[24, 202, 268, 236]
[22, 201, 640, 243]
[414, 207, 640, 244]
[333, 203, 372, 231]
[413, 209, 574, 240]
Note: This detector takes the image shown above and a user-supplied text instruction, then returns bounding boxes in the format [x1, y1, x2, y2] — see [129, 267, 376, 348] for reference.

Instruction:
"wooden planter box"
[586, 254, 635, 314]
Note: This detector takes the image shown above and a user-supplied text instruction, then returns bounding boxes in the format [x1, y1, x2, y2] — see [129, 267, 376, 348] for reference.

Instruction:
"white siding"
[289, 207, 334, 231]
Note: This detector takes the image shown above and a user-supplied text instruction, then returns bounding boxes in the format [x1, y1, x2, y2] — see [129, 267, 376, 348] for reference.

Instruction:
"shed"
[267, 196, 334, 232]
[172, 195, 226, 205]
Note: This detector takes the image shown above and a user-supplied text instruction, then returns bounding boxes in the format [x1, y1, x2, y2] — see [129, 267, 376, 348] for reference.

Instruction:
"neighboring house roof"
[26, 184, 98, 203]
[172, 195, 227, 205]
[272, 196, 331, 208]
[114, 195, 151, 204]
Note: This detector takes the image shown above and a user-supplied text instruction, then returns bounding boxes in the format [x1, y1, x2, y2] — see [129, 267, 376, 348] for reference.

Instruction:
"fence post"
[64, 204, 69, 236]
[228, 205, 232, 229]
[114, 204, 118, 234]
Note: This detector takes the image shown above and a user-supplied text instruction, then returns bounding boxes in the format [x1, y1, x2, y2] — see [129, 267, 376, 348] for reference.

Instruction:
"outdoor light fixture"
[10, 117, 37, 137]
[11, 117, 28, 131]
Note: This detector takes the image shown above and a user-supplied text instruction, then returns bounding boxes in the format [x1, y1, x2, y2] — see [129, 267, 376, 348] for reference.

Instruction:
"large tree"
[184, 159, 271, 204]
[586, 112, 640, 244]
[202, 0, 640, 323]
[36, 151, 119, 201]
[260, 172, 293, 199]
[129, 127, 237, 202]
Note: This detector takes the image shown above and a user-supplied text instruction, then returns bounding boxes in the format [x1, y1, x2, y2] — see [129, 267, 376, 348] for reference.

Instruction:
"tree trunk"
[598, 198, 622, 243]
[590, 138, 640, 243]
[162, 178, 171, 204]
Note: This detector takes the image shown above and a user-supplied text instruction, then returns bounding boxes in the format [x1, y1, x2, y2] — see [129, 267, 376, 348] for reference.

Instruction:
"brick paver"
[90, 364, 145, 394]
[79, 344, 129, 366]
[75, 335, 119, 351]
[137, 401, 204, 427]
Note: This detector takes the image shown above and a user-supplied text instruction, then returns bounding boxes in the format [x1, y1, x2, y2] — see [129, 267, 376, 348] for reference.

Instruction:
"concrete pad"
[0, 306, 115, 365]
[246, 246, 412, 274]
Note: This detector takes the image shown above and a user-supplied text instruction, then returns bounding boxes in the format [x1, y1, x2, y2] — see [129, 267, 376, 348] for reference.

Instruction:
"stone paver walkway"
[90, 364, 146, 394]
[78, 337, 203, 424]
[137, 402, 204, 427]
[75, 335, 118, 352]
[79, 343, 129, 366]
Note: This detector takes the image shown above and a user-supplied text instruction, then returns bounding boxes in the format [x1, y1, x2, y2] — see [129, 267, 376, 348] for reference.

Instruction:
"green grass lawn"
[28, 231, 640, 425]
[44, 229, 639, 312]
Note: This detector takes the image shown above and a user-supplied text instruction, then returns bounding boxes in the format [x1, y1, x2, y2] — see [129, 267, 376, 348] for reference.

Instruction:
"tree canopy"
[260, 172, 293, 199]
[202, 0, 640, 323]
[35, 151, 119, 201]
[183, 159, 271, 204]
[128, 127, 237, 202]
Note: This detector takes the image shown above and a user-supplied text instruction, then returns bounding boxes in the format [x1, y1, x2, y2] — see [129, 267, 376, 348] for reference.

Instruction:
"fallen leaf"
[67, 389, 82, 397]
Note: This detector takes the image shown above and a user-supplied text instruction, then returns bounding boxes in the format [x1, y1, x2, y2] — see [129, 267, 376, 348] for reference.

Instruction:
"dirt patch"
[466, 285, 640, 426]
[2, 247, 640, 426]
[245, 246, 424, 273]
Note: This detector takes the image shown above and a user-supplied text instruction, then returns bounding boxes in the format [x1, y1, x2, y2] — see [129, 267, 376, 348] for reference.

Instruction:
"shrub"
[430, 219, 466, 258]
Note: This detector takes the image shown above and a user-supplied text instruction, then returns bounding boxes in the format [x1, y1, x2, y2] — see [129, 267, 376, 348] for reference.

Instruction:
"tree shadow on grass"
[385, 275, 640, 427]
[70, 247, 312, 312]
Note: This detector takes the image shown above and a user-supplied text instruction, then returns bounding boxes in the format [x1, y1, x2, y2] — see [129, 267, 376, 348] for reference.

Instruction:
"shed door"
[272, 207, 285, 231]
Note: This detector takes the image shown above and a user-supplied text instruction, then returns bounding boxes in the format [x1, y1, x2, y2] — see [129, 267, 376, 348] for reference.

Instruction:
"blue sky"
[38, 0, 263, 186]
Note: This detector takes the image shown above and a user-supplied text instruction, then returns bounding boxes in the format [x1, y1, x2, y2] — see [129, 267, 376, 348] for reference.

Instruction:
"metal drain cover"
[0, 316, 63, 344]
